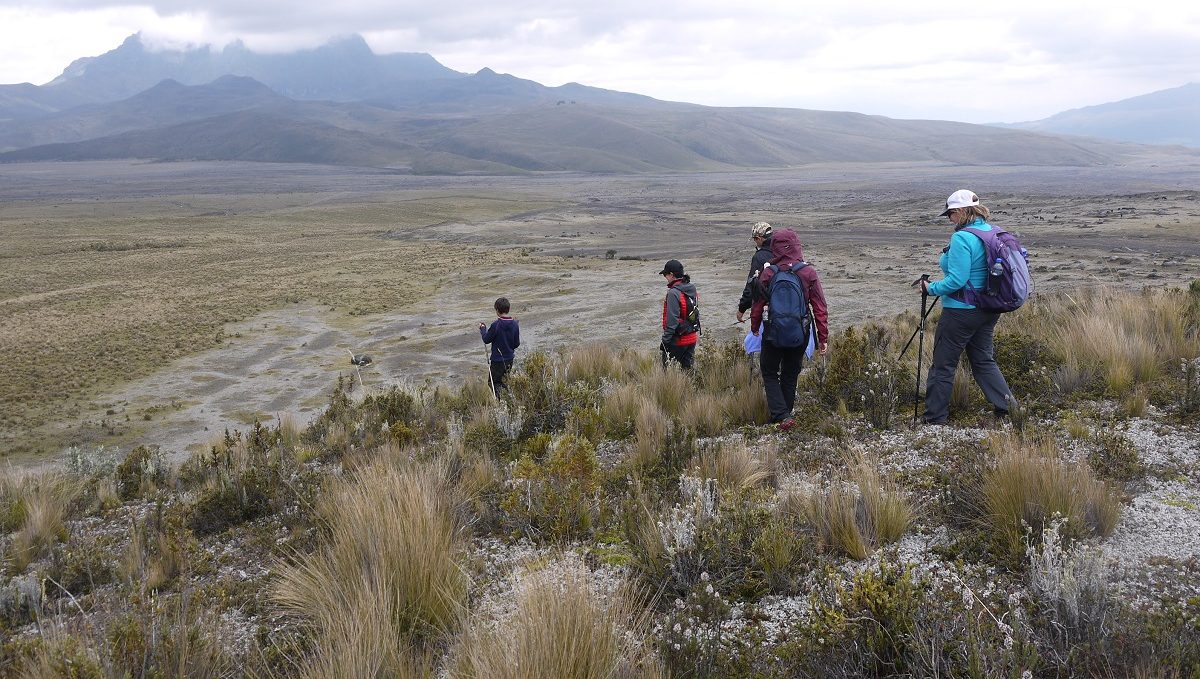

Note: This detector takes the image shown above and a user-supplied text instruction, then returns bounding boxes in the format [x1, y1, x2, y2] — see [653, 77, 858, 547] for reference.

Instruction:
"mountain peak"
[118, 33, 146, 51]
[323, 34, 373, 54]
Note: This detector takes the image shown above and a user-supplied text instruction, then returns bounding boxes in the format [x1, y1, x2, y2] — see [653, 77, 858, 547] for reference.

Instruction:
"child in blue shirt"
[479, 297, 520, 397]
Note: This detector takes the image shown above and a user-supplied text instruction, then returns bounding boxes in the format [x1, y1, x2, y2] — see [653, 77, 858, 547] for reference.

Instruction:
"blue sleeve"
[482, 321, 497, 343]
[928, 232, 973, 297]
[513, 320, 520, 349]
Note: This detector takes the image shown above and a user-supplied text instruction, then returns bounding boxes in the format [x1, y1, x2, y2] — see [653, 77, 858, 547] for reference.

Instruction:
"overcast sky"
[1, 1, 1197, 123]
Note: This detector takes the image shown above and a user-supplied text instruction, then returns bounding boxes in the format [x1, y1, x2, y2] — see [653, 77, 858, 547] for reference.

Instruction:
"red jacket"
[750, 228, 828, 347]
[662, 279, 699, 347]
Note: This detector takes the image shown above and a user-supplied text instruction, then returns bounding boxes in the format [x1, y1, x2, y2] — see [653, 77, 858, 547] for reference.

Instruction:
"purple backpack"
[950, 226, 1032, 312]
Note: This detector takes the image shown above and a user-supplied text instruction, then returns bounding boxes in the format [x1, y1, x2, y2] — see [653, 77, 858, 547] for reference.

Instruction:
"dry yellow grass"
[273, 459, 469, 672]
[980, 433, 1121, 560]
[780, 458, 913, 560]
[639, 368, 690, 418]
[602, 383, 644, 436]
[0, 193, 556, 458]
[696, 441, 775, 492]
[3, 471, 85, 571]
[563, 342, 641, 385]
[678, 393, 727, 437]
[1007, 286, 1200, 394]
[852, 461, 914, 545]
[452, 559, 659, 679]
[631, 397, 668, 469]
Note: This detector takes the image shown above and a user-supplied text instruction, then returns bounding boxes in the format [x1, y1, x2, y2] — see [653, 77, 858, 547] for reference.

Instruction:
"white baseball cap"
[940, 189, 979, 216]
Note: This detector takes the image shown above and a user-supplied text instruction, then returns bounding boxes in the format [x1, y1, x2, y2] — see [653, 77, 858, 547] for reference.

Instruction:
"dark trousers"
[490, 359, 514, 397]
[923, 308, 1014, 423]
[760, 339, 803, 423]
[661, 342, 696, 370]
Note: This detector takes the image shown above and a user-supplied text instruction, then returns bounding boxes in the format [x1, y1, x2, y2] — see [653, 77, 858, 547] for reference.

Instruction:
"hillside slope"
[1003, 83, 1200, 147]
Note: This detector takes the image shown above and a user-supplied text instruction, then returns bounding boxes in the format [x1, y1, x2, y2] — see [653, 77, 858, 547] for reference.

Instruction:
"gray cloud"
[2, 0, 1197, 122]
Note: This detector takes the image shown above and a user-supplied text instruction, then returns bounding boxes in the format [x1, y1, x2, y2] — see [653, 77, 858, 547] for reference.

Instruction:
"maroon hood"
[770, 228, 804, 266]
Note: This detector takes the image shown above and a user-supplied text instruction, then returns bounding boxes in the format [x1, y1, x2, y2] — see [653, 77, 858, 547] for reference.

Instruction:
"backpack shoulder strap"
[790, 261, 809, 273]
[961, 226, 1007, 242]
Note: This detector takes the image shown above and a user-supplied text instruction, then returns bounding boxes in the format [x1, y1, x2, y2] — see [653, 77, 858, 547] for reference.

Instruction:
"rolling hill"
[1002, 83, 1200, 147]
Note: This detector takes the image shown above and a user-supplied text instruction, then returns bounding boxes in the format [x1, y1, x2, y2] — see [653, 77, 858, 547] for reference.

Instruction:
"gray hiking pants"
[923, 308, 1013, 424]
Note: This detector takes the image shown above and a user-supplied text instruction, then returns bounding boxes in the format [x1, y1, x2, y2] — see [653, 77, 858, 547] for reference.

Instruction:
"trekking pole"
[905, 275, 933, 424]
[485, 343, 498, 401]
[898, 276, 939, 360]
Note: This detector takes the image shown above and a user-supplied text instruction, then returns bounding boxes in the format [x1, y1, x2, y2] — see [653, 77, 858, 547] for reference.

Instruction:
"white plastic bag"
[743, 328, 762, 354]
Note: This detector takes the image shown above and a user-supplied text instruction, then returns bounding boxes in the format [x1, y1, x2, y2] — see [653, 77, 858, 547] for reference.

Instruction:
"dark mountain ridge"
[2, 35, 1196, 172]
[0, 33, 464, 120]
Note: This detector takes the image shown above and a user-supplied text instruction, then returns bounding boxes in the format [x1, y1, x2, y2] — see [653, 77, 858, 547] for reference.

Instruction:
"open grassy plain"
[2, 158, 1200, 676]
[2, 159, 1199, 463]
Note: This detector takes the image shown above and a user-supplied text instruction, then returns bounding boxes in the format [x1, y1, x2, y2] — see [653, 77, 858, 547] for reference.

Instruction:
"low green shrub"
[994, 331, 1063, 404]
[1087, 428, 1144, 483]
[187, 468, 273, 536]
[115, 445, 168, 500]
[775, 561, 923, 677]
[502, 434, 602, 542]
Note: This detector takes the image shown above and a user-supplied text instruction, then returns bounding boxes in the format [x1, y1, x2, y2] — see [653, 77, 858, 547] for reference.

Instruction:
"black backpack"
[675, 289, 701, 336]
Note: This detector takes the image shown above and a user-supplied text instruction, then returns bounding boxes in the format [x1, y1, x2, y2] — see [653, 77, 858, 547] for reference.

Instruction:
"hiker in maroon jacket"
[750, 228, 829, 430]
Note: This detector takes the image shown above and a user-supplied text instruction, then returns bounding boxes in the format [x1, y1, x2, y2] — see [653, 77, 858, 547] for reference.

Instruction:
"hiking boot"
[778, 418, 796, 431]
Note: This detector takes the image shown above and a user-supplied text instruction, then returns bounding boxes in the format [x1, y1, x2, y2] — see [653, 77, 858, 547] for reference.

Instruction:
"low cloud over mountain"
[1, 35, 1195, 172]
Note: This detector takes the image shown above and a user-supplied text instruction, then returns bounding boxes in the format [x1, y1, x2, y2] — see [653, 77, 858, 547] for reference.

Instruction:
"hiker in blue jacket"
[919, 190, 1015, 424]
[479, 297, 520, 397]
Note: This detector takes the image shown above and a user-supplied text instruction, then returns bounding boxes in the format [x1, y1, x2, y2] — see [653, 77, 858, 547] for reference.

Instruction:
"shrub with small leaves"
[995, 331, 1063, 404]
[115, 445, 168, 500]
[502, 434, 601, 542]
[1087, 428, 1144, 483]
[658, 572, 730, 678]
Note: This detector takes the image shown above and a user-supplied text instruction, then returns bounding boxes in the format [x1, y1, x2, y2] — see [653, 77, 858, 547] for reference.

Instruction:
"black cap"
[659, 259, 685, 276]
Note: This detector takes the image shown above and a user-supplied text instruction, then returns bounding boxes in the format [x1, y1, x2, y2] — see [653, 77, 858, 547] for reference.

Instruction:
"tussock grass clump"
[978, 434, 1121, 561]
[696, 442, 775, 492]
[631, 397, 668, 470]
[640, 368, 690, 418]
[720, 380, 771, 426]
[273, 459, 468, 672]
[853, 462, 915, 545]
[1005, 286, 1200, 396]
[563, 343, 644, 385]
[452, 559, 658, 679]
[602, 384, 644, 439]
[679, 393, 727, 437]
[782, 461, 913, 560]
[3, 472, 85, 571]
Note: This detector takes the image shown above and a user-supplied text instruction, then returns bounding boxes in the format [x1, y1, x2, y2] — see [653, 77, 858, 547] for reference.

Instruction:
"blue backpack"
[764, 262, 811, 349]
